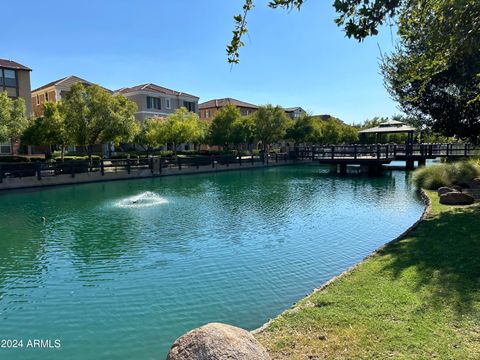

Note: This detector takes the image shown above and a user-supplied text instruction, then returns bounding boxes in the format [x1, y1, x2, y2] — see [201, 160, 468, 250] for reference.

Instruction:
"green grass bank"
[256, 191, 480, 359]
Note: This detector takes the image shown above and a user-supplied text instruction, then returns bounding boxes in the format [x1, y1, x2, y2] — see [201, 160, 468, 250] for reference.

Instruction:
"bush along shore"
[254, 190, 480, 359]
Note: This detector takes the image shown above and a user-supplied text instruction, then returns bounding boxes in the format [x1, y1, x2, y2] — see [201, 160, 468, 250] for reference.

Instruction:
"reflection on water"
[0, 166, 424, 359]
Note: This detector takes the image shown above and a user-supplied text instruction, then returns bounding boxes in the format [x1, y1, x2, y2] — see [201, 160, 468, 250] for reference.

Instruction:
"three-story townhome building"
[0, 59, 32, 155]
[31, 75, 108, 118]
[115, 83, 199, 123]
[199, 98, 258, 121]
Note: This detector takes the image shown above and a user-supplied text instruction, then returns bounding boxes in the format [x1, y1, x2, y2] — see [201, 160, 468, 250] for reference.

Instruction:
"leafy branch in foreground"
[227, 0, 404, 63]
[227, 0, 254, 64]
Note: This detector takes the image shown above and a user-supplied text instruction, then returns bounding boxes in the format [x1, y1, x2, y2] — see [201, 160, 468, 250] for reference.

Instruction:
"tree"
[339, 123, 359, 144]
[286, 115, 317, 145]
[21, 101, 69, 160]
[136, 118, 165, 154]
[321, 118, 342, 144]
[253, 105, 292, 151]
[158, 107, 206, 156]
[231, 115, 256, 152]
[61, 83, 140, 162]
[228, 1, 480, 140]
[0, 92, 29, 145]
[209, 104, 241, 148]
[382, 0, 480, 141]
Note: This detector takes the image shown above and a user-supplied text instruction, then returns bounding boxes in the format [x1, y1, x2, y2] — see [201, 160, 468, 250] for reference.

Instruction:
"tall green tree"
[231, 115, 256, 152]
[136, 118, 165, 154]
[0, 92, 29, 146]
[21, 101, 69, 160]
[209, 104, 241, 148]
[286, 115, 317, 145]
[61, 83, 140, 161]
[339, 123, 359, 144]
[253, 105, 292, 151]
[308, 116, 358, 144]
[382, 0, 480, 140]
[228, 1, 480, 140]
[159, 107, 206, 155]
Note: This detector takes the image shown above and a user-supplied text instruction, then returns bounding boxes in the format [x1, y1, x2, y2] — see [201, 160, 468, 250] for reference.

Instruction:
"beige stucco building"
[31, 75, 106, 118]
[199, 98, 258, 121]
[0, 59, 32, 155]
[115, 83, 199, 123]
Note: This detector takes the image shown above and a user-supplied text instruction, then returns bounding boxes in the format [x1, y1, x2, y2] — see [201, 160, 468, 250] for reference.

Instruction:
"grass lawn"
[256, 191, 480, 359]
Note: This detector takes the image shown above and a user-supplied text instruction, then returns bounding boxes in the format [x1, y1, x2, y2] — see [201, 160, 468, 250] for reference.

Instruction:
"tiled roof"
[0, 59, 31, 71]
[32, 75, 111, 93]
[284, 107, 305, 113]
[358, 122, 416, 134]
[116, 83, 199, 99]
[199, 98, 258, 110]
[32, 76, 69, 92]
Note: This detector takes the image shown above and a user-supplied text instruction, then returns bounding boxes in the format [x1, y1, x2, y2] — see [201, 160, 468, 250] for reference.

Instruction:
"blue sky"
[4, 0, 399, 124]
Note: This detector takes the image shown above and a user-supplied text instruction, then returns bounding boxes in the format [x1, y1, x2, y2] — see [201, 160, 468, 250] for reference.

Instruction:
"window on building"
[36, 95, 40, 105]
[205, 110, 210, 119]
[3, 70, 16, 87]
[166, 98, 171, 109]
[0, 142, 11, 154]
[45, 92, 49, 102]
[183, 101, 195, 112]
[147, 96, 161, 110]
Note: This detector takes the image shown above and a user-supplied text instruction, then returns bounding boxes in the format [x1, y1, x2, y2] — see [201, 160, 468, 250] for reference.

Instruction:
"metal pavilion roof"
[358, 120, 416, 134]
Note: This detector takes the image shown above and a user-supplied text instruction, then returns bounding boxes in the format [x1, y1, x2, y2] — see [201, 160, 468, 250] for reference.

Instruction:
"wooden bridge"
[295, 143, 472, 175]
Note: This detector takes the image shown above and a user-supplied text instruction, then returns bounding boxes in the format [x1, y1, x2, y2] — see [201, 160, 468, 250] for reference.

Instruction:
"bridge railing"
[298, 145, 393, 160]
[392, 143, 470, 157]
[296, 143, 471, 160]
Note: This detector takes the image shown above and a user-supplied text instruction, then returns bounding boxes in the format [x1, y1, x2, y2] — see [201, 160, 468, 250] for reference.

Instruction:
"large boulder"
[440, 192, 475, 205]
[437, 186, 458, 196]
[167, 323, 270, 360]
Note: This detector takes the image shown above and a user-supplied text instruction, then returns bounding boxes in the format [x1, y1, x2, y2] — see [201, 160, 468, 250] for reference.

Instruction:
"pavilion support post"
[339, 163, 347, 175]
[418, 158, 426, 167]
[406, 160, 415, 170]
[329, 164, 338, 173]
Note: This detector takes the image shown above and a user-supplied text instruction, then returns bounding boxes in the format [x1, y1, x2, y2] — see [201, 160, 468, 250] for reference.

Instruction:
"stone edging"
[252, 189, 431, 335]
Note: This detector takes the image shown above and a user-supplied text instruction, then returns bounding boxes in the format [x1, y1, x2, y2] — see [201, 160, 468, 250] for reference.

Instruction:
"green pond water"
[0, 165, 424, 359]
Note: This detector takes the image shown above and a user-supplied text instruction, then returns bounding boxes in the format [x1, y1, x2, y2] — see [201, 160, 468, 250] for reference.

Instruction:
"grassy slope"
[256, 192, 480, 359]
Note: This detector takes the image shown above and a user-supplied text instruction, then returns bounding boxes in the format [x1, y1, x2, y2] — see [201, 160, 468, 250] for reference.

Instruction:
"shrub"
[451, 161, 479, 186]
[469, 156, 480, 168]
[412, 161, 479, 189]
[60, 155, 101, 161]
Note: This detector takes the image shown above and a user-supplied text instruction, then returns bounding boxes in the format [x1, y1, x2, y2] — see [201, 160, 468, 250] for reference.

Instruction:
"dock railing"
[296, 143, 471, 161]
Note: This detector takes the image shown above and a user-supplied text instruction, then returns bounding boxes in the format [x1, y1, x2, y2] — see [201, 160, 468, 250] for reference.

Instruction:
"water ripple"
[0, 166, 424, 360]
